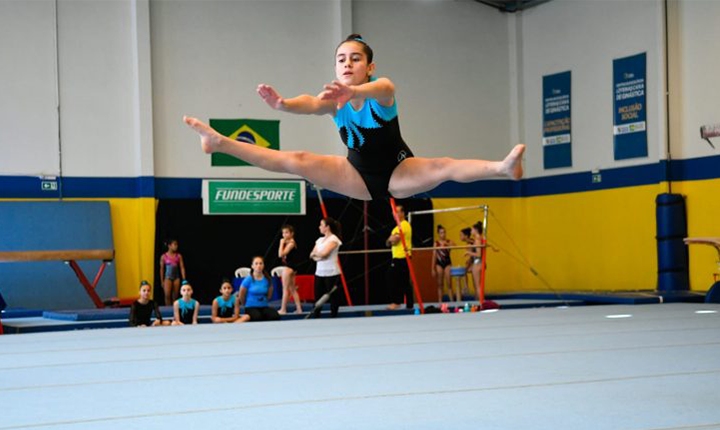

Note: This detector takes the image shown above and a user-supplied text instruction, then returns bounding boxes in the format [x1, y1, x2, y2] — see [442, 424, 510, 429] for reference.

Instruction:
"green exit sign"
[41, 181, 58, 191]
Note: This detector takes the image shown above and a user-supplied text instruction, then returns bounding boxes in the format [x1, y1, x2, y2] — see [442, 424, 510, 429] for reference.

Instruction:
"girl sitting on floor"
[211, 278, 250, 323]
[129, 281, 168, 327]
[173, 281, 199, 325]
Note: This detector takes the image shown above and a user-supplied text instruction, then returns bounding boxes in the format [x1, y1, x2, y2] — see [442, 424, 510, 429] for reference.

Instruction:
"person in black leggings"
[310, 217, 343, 318]
[238, 256, 280, 322]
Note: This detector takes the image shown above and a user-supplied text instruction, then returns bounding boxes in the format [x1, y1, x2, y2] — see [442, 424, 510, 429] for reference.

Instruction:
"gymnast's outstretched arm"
[257, 84, 336, 116]
[320, 77, 395, 108]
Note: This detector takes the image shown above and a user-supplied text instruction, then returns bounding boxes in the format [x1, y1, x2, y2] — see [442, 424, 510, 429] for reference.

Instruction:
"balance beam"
[684, 237, 720, 259]
[0, 249, 115, 308]
[684, 237, 720, 247]
[0, 249, 114, 263]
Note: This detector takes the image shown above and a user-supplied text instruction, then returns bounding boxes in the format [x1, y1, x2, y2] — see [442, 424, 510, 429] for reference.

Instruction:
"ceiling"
[474, 0, 553, 13]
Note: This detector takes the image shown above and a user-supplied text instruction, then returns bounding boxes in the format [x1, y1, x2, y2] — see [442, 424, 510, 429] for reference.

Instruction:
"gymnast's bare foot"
[184, 116, 223, 154]
[502, 144, 525, 180]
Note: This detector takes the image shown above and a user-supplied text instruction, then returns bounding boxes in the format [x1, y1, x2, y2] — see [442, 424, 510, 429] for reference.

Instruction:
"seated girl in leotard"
[211, 278, 250, 324]
[129, 281, 169, 327]
[172, 281, 199, 325]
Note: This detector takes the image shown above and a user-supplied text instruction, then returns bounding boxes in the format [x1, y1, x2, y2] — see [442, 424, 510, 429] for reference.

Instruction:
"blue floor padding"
[1, 299, 569, 334]
[493, 299, 584, 309]
[1, 308, 45, 318]
[41, 304, 313, 321]
[3, 303, 720, 429]
[43, 306, 177, 321]
[8, 291, 699, 334]
[488, 290, 706, 305]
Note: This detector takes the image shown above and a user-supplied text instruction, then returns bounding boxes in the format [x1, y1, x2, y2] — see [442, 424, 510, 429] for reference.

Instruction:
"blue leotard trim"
[333, 98, 397, 150]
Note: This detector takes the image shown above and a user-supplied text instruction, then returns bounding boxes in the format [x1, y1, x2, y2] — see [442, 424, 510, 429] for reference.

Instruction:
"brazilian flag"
[210, 119, 280, 166]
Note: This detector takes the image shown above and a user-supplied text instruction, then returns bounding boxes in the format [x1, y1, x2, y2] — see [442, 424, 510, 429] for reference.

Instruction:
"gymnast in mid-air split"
[184, 34, 525, 201]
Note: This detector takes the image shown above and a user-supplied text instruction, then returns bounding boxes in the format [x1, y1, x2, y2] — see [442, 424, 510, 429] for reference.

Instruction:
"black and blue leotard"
[215, 295, 235, 319]
[333, 96, 413, 200]
[177, 298, 197, 324]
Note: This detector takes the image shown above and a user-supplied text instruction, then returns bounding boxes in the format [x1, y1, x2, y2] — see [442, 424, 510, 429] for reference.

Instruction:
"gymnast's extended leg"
[184, 116, 372, 200]
[388, 144, 525, 198]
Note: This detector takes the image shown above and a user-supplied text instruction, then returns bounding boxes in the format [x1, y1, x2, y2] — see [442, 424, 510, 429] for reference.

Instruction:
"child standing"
[238, 256, 280, 322]
[277, 225, 303, 315]
[465, 222, 486, 302]
[432, 225, 456, 303]
[459, 228, 474, 272]
[129, 281, 168, 327]
[173, 281, 199, 325]
[160, 238, 186, 305]
[212, 279, 249, 323]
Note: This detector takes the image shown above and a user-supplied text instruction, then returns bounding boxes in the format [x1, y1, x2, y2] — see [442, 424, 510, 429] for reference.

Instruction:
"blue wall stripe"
[668, 154, 720, 182]
[0, 176, 59, 199]
[154, 178, 202, 199]
[0, 176, 155, 198]
[1, 155, 718, 199]
[521, 162, 665, 198]
[62, 176, 155, 198]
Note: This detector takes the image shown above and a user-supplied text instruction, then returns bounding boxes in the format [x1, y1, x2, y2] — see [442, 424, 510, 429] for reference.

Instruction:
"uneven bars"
[338, 244, 485, 255]
[408, 205, 488, 224]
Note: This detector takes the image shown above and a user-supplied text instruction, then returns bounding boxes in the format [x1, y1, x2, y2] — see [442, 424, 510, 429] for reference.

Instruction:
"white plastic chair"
[235, 267, 251, 278]
[271, 266, 288, 278]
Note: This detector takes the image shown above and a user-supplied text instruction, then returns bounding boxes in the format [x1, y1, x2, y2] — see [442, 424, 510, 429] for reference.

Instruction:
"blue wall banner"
[543, 71, 572, 169]
[613, 52, 647, 160]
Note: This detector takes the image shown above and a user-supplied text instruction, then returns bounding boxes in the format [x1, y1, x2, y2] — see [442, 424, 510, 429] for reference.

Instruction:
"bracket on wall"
[474, 0, 553, 13]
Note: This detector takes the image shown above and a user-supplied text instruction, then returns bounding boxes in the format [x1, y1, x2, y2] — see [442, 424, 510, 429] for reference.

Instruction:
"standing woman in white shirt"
[309, 217, 343, 318]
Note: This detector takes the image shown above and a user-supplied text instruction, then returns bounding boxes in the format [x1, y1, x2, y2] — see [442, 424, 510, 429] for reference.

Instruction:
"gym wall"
[433, 0, 720, 294]
[1, 0, 718, 307]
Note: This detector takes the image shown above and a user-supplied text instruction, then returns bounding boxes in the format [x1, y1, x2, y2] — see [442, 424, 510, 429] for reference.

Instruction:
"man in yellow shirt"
[386, 205, 413, 310]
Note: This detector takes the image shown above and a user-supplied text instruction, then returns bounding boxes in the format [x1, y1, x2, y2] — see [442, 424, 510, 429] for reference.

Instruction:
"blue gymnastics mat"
[489, 290, 706, 305]
[1, 303, 719, 429]
[2, 298, 583, 334]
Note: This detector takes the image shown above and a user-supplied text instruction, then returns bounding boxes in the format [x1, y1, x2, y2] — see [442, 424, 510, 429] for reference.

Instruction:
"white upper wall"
[0, 0, 153, 178]
[0, 0, 59, 177]
[354, 0, 511, 161]
[517, 0, 666, 178]
[150, 0, 343, 179]
[669, 0, 720, 160]
[151, 0, 510, 178]
[57, 0, 144, 177]
[5, 0, 717, 183]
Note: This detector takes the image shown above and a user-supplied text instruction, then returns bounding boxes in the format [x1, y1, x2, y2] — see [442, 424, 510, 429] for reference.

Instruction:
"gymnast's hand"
[320, 80, 355, 110]
[257, 84, 285, 110]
